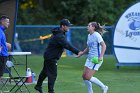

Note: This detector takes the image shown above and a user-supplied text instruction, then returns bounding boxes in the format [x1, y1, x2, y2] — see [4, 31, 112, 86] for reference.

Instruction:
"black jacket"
[44, 27, 79, 60]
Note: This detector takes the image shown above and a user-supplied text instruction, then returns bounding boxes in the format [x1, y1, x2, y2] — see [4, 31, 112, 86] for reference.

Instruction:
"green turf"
[1, 55, 140, 93]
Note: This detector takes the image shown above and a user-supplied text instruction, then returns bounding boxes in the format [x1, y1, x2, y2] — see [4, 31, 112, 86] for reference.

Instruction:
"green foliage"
[17, 0, 140, 25]
[17, 0, 52, 25]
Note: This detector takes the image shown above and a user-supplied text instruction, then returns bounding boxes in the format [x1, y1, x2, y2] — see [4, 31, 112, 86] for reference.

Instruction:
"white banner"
[113, 2, 140, 63]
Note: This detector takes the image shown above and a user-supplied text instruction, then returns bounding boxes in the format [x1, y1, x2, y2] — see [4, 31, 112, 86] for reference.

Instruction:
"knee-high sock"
[84, 80, 93, 93]
[89, 77, 105, 88]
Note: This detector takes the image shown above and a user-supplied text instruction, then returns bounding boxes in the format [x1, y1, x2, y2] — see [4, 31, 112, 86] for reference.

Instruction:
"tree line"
[17, 0, 140, 26]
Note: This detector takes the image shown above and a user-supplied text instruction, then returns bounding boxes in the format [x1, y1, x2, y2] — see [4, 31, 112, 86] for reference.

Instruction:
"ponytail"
[91, 22, 107, 36]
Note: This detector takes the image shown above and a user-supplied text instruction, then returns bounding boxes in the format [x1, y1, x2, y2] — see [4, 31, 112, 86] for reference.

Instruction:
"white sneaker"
[102, 86, 108, 93]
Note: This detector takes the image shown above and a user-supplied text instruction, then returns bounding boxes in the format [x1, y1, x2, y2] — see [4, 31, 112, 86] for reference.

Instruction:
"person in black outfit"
[34, 19, 82, 93]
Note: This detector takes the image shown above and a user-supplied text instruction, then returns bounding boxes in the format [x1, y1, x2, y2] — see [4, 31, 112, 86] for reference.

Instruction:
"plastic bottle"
[32, 72, 36, 83]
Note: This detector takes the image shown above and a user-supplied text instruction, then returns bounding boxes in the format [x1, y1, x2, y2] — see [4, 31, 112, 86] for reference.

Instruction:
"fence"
[15, 25, 114, 55]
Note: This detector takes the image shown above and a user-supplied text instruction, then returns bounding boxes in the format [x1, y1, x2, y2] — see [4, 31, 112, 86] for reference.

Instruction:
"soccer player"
[77, 22, 108, 93]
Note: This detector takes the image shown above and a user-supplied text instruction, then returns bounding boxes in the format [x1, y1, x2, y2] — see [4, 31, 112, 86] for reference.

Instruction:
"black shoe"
[48, 92, 55, 93]
[48, 90, 55, 93]
[34, 85, 44, 93]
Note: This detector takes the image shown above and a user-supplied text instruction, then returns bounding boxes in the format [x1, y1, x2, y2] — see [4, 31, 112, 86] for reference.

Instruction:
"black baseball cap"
[60, 19, 73, 26]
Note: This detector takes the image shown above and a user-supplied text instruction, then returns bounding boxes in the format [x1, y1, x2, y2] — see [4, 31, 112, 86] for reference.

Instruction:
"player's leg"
[35, 60, 48, 93]
[47, 60, 57, 93]
[82, 59, 93, 93]
[83, 59, 108, 93]
[90, 60, 108, 93]
[0, 56, 7, 79]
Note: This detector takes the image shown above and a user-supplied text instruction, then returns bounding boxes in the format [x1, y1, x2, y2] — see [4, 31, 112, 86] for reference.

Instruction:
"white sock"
[84, 80, 93, 93]
[89, 77, 105, 89]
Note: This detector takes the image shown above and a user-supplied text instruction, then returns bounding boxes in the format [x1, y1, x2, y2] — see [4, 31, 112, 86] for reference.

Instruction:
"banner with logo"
[0, 0, 18, 51]
[113, 2, 140, 64]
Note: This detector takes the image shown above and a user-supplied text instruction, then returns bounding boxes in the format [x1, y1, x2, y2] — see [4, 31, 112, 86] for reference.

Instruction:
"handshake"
[76, 51, 84, 58]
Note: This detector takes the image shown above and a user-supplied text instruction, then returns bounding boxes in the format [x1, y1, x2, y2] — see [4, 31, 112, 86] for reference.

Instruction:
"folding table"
[0, 52, 31, 93]
[8, 52, 31, 71]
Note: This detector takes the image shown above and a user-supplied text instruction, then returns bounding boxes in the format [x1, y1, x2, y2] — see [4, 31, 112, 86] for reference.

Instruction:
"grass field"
[1, 55, 140, 93]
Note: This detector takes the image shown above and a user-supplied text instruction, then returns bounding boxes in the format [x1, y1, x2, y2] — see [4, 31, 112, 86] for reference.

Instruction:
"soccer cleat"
[102, 86, 108, 93]
[34, 85, 44, 93]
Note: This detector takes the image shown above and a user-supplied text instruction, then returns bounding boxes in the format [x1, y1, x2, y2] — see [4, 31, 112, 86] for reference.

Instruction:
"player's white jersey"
[87, 32, 103, 60]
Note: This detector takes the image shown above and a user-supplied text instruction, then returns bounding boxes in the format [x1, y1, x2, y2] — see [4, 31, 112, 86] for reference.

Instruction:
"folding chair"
[0, 77, 11, 93]
[0, 61, 30, 93]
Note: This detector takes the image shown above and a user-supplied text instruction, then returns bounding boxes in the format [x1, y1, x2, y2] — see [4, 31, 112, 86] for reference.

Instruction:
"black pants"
[0, 56, 8, 77]
[36, 59, 57, 93]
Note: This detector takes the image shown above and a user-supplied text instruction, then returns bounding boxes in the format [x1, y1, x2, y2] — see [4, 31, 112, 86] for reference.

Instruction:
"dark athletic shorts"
[0, 56, 8, 77]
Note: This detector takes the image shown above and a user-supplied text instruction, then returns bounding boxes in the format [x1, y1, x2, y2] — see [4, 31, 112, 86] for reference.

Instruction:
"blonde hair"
[90, 22, 106, 36]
